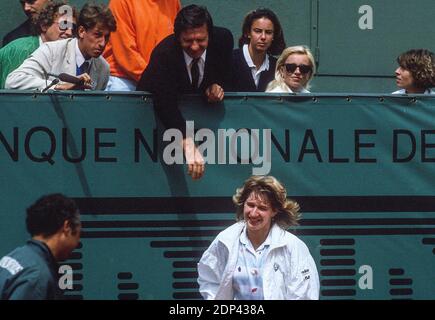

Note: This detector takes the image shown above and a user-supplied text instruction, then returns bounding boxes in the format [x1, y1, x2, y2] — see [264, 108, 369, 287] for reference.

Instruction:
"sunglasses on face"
[57, 22, 77, 34]
[284, 63, 312, 74]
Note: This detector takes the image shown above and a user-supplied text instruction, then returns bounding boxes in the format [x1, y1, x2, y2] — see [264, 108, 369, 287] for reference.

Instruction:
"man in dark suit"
[137, 4, 233, 180]
[2, 0, 50, 47]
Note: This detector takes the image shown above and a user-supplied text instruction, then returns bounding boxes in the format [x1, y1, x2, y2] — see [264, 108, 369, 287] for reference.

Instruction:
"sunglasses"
[284, 63, 312, 74]
[57, 22, 77, 34]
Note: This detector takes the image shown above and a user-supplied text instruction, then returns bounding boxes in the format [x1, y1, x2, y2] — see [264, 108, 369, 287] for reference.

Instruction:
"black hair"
[26, 193, 80, 237]
[238, 7, 286, 56]
[174, 4, 213, 40]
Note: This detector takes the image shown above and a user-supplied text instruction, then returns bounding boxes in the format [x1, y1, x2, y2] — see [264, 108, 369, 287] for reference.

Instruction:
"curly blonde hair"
[233, 175, 301, 229]
[397, 49, 435, 90]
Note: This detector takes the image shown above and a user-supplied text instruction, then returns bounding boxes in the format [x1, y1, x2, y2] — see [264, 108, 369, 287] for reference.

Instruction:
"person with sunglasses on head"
[393, 49, 435, 95]
[231, 8, 285, 92]
[0, 0, 77, 88]
[2, 0, 51, 47]
[266, 45, 316, 93]
[5, 3, 116, 91]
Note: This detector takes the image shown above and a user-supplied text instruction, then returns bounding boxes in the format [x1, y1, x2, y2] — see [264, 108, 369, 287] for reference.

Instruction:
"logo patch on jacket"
[301, 268, 311, 280]
[0, 256, 23, 275]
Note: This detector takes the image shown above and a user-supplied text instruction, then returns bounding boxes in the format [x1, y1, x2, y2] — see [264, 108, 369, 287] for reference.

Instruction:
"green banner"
[0, 91, 434, 299]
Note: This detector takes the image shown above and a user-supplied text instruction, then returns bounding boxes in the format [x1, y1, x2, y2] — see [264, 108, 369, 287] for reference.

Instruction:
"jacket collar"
[27, 239, 58, 268]
[218, 221, 288, 251]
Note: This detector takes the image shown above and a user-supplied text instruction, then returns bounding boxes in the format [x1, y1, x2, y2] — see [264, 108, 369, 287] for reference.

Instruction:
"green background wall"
[1, 1, 434, 93]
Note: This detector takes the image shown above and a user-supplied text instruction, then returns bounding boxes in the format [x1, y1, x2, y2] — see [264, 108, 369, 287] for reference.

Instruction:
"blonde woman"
[197, 175, 319, 300]
[266, 45, 316, 93]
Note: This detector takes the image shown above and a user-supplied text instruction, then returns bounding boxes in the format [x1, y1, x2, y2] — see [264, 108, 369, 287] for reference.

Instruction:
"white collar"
[75, 39, 90, 67]
[242, 44, 269, 71]
[183, 49, 207, 66]
[239, 224, 272, 251]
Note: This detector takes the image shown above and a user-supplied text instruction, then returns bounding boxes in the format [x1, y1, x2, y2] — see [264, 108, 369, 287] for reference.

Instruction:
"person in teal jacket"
[0, 0, 76, 88]
[0, 194, 81, 300]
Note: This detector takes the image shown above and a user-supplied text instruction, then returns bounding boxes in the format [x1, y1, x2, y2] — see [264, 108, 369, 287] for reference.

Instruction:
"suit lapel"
[177, 46, 193, 92]
[239, 50, 257, 91]
[64, 38, 77, 76]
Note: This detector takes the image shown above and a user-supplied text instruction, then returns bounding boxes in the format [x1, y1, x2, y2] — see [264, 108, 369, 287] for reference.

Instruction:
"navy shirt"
[0, 240, 62, 300]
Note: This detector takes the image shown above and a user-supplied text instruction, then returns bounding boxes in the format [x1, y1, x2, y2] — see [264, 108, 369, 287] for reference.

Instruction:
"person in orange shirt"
[103, 0, 181, 91]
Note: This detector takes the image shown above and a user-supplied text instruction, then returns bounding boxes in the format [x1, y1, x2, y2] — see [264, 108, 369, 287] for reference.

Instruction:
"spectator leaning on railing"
[5, 3, 116, 91]
[136, 4, 234, 180]
[0, 0, 77, 89]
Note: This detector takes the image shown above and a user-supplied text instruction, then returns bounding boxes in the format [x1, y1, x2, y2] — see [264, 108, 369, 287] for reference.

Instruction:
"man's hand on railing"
[205, 83, 224, 103]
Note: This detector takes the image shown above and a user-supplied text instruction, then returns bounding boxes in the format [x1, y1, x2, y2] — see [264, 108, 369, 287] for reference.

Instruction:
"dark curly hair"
[397, 49, 435, 90]
[34, 1, 77, 35]
[238, 8, 286, 56]
[233, 175, 300, 229]
[26, 193, 80, 237]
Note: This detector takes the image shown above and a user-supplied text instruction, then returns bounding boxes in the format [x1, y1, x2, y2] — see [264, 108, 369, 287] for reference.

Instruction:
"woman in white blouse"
[266, 45, 316, 93]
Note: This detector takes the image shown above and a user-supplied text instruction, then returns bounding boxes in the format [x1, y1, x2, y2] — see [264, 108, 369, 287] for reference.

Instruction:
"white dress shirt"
[183, 50, 207, 87]
[242, 44, 270, 88]
[75, 40, 91, 74]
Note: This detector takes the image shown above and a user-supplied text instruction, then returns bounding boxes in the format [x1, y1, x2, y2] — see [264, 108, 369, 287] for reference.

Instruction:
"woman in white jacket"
[197, 175, 319, 300]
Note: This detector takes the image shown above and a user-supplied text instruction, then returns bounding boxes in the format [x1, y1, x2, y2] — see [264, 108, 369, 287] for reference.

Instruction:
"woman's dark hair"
[397, 49, 435, 89]
[78, 2, 116, 32]
[174, 4, 213, 40]
[238, 8, 285, 56]
[26, 193, 80, 237]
